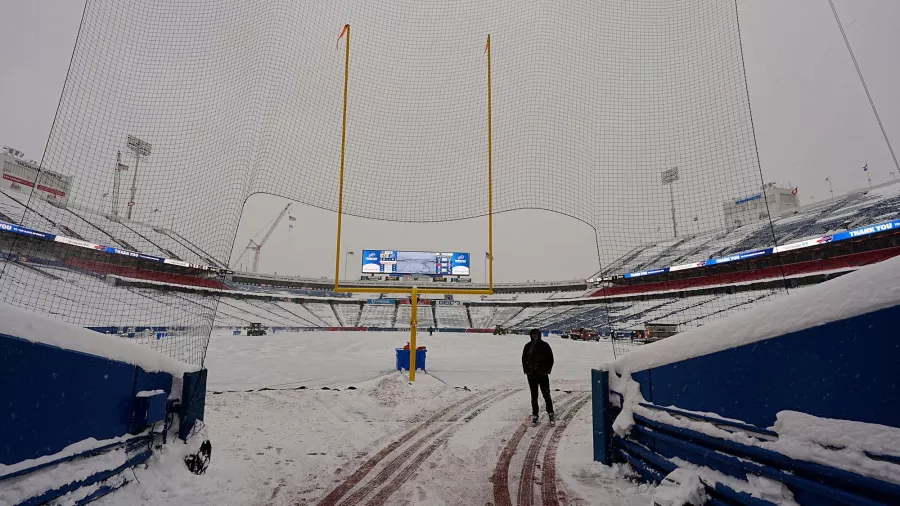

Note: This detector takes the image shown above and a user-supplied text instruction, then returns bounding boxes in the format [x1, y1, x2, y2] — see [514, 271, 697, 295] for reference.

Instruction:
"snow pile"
[668, 458, 798, 506]
[652, 469, 707, 506]
[0, 442, 128, 505]
[0, 302, 196, 375]
[625, 403, 900, 486]
[0, 436, 131, 478]
[609, 372, 644, 437]
[774, 411, 900, 458]
[610, 254, 900, 373]
[93, 426, 210, 506]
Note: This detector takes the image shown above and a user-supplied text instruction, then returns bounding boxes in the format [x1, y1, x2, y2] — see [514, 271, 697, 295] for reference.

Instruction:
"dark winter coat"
[522, 338, 554, 376]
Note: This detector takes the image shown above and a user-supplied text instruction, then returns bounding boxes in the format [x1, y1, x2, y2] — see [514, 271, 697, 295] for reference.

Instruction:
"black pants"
[527, 374, 553, 416]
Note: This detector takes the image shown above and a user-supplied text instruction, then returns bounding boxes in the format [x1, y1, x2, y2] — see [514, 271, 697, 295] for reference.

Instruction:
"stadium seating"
[358, 304, 396, 327]
[433, 304, 470, 328]
[303, 302, 340, 327]
[592, 247, 900, 297]
[66, 258, 228, 290]
[334, 303, 362, 327]
[395, 303, 435, 329]
[620, 182, 900, 275]
[4, 181, 900, 346]
[273, 301, 324, 326]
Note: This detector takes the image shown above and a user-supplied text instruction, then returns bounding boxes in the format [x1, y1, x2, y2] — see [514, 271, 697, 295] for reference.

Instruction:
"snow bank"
[610, 255, 900, 373]
[668, 458, 799, 506]
[0, 303, 197, 375]
[0, 436, 131, 477]
[652, 469, 707, 506]
[0, 443, 128, 506]
[774, 411, 900, 458]
[629, 403, 900, 485]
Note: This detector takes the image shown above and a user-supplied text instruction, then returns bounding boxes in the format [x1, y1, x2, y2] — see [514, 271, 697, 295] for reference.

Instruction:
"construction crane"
[234, 203, 292, 273]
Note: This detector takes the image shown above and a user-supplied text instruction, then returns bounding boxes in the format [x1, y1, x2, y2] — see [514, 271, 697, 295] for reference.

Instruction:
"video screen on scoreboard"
[361, 250, 470, 276]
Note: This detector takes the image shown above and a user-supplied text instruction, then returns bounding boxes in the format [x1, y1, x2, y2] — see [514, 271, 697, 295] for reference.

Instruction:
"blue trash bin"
[395, 348, 427, 372]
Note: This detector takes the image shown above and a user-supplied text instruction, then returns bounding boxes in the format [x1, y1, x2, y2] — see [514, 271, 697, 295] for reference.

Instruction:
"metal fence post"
[592, 368, 611, 464]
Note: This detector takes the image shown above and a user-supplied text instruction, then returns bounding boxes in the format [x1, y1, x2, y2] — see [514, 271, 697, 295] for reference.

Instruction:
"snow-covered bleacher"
[502, 306, 546, 328]
[535, 289, 783, 334]
[273, 301, 325, 326]
[466, 305, 522, 329]
[1, 188, 221, 267]
[304, 302, 339, 327]
[358, 304, 395, 327]
[618, 181, 900, 275]
[0, 258, 223, 329]
[334, 303, 362, 326]
[434, 304, 470, 328]
[5, 181, 899, 342]
[395, 303, 435, 329]
[468, 306, 496, 328]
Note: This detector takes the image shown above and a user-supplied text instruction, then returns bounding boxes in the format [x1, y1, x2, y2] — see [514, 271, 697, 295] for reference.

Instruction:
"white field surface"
[99, 330, 651, 505]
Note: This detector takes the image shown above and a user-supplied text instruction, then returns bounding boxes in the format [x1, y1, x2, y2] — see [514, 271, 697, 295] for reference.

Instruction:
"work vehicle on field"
[567, 328, 600, 341]
[246, 322, 267, 336]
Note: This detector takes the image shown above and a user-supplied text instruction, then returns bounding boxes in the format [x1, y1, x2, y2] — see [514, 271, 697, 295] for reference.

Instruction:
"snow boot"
[548, 412, 556, 426]
[531, 415, 539, 426]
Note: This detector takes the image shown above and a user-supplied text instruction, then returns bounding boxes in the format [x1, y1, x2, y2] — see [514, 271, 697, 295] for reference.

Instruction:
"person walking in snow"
[522, 328, 554, 425]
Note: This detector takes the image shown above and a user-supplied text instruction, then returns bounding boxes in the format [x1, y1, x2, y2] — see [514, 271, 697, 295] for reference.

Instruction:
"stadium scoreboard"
[361, 250, 470, 276]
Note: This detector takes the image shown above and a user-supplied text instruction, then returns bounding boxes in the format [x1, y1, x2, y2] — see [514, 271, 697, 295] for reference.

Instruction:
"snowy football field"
[203, 330, 620, 391]
[98, 330, 650, 505]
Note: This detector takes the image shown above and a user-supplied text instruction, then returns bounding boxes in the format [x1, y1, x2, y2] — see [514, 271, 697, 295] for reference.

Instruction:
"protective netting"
[0, 0, 786, 365]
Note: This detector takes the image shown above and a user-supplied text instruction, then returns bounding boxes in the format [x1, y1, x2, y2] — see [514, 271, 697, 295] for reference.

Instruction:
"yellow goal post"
[331, 26, 496, 380]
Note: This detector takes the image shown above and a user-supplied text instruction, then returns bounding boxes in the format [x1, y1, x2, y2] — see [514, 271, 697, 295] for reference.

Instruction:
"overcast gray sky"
[1, 1, 898, 282]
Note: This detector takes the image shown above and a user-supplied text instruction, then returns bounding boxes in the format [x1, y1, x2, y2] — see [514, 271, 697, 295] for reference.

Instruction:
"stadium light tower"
[661, 167, 679, 238]
[111, 151, 129, 221]
[125, 135, 152, 220]
[345, 250, 354, 280]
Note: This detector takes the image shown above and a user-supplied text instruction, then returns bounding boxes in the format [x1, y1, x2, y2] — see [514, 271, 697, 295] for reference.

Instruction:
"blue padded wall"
[0, 333, 173, 465]
[628, 304, 900, 428]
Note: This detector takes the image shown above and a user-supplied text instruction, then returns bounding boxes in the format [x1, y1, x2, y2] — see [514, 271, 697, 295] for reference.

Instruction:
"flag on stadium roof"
[288, 215, 296, 221]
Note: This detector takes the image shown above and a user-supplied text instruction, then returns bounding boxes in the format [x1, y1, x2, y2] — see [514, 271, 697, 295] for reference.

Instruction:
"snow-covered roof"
[610, 254, 900, 373]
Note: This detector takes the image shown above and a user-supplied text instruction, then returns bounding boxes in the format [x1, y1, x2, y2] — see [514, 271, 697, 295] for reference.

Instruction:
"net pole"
[409, 286, 418, 381]
[486, 34, 494, 293]
[334, 24, 350, 291]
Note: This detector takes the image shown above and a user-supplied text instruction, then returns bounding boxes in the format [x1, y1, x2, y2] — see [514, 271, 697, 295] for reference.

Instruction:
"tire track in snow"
[490, 393, 581, 506]
[364, 388, 521, 506]
[337, 390, 504, 506]
[314, 390, 482, 506]
[516, 394, 587, 506]
[540, 394, 591, 506]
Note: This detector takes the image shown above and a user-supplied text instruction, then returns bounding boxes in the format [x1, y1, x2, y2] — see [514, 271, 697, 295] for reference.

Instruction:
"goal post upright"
[333, 24, 351, 293]
[332, 28, 495, 380]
